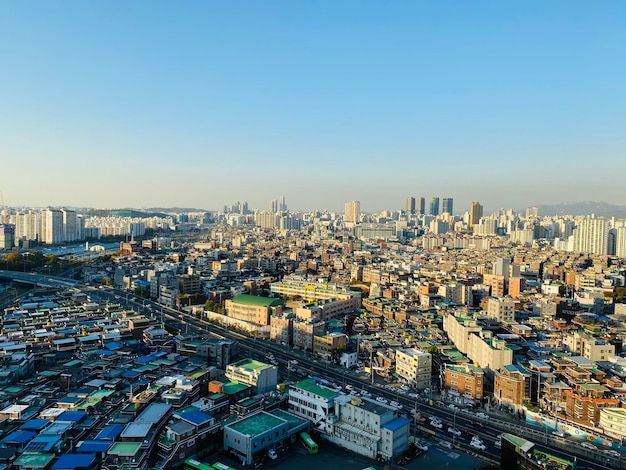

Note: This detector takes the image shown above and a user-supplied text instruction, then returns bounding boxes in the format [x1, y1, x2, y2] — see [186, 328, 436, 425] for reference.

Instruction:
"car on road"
[603, 449, 621, 459]
[439, 441, 453, 449]
[268, 449, 277, 460]
[494, 439, 501, 449]
[376, 396, 389, 404]
[470, 441, 486, 451]
[408, 392, 419, 398]
[415, 442, 429, 452]
[448, 427, 461, 437]
[580, 442, 596, 451]
[471, 436, 483, 445]
[448, 404, 458, 410]
[475, 412, 488, 419]
[430, 420, 443, 429]
[390, 401, 402, 410]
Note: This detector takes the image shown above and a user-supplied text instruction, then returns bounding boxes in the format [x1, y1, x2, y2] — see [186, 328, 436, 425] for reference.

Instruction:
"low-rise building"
[395, 349, 431, 389]
[225, 359, 278, 394]
[444, 363, 484, 401]
[225, 295, 284, 327]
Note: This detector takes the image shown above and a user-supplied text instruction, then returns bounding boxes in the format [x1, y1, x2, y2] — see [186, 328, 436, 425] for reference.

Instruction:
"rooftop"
[227, 411, 287, 436]
[231, 294, 284, 308]
[292, 378, 339, 400]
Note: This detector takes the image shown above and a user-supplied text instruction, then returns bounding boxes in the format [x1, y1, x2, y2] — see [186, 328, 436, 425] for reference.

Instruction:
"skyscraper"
[406, 197, 416, 215]
[469, 201, 483, 227]
[442, 198, 453, 215]
[417, 197, 425, 215]
[430, 197, 440, 216]
[344, 201, 360, 224]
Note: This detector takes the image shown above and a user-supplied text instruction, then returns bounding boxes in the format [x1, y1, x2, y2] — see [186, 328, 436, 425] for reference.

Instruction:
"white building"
[326, 395, 410, 460]
[225, 359, 278, 394]
[288, 378, 339, 432]
[395, 349, 431, 389]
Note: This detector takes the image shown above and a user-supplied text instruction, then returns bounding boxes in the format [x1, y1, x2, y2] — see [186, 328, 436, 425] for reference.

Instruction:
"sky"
[1, 1, 625, 214]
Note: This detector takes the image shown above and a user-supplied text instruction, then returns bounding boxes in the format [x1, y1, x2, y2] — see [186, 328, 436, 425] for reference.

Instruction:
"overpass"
[0, 270, 79, 288]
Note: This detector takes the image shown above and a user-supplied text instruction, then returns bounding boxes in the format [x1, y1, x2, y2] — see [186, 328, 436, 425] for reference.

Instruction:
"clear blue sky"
[1, 1, 624, 214]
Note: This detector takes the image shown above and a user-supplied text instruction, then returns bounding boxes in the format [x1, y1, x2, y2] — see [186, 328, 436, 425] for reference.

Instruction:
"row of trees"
[0, 252, 60, 273]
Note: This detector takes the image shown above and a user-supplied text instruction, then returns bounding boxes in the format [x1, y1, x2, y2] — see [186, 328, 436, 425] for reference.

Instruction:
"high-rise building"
[572, 216, 609, 255]
[344, 201, 360, 224]
[442, 198, 453, 215]
[406, 197, 415, 215]
[0, 225, 15, 250]
[61, 208, 78, 243]
[41, 208, 63, 245]
[469, 201, 483, 227]
[416, 197, 425, 215]
[429, 197, 440, 216]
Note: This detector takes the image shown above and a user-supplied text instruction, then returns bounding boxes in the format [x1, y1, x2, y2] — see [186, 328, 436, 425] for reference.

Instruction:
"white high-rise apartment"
[344, 201, 360, 224]
[61, 208, 78, 243]
[616, 227, 626, 258]
[41, 208, 63, 245]
[572, 216, 608, 255]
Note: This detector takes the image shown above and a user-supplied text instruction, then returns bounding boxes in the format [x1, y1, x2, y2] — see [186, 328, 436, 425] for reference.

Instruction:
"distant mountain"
[534, 201, 626, 218]
[85, 209, 170, 218]
[146, 207, 209, 213]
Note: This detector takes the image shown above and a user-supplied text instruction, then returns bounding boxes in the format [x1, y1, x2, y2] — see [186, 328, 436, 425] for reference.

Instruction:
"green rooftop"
[294, 378, 339, 400]
[230, 358, 272, 372]
[231, 294, 284, 308]
[109, 441, 142, 456]
[222, 381, 251, 395]
[228, 411, 286, 436]
[14, 453, 55, 467]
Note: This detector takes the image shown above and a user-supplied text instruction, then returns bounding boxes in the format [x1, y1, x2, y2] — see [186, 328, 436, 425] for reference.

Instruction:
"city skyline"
[2, 2, 625, 211]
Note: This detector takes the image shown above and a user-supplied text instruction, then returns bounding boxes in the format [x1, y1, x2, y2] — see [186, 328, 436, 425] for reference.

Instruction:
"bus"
[299, 431, 319, 454]
[183, 459, 214, 470]
[212, 462, 236, 470]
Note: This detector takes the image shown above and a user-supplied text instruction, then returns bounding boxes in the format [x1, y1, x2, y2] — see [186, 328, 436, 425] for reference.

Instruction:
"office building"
[469, 201, 483, 228]
[344, 201, 360, 224]
[442, 198, 453, 215]
[429, 197, 439, 216]
[0, 224, 15, 250]
[416, 197, 425, 215]
[406, 197, 415, 215]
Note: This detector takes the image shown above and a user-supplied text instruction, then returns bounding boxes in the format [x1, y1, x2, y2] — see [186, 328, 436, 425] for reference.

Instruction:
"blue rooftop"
[20, 419, 50, 432]
[175, 409, 213, 426]
[2, 430, 35, 445]
[24, 435, 60, 452]
[95, 424, 124, 441]
[121, 370, 141, 378]
[383, 417, 411, 432]
[52, 453, 96, 469]
[58, 411, 87, 422]
[75, 440, 113, 453]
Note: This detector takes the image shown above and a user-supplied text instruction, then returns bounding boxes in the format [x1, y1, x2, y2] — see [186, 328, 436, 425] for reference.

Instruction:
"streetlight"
[452, 408, 459, 446]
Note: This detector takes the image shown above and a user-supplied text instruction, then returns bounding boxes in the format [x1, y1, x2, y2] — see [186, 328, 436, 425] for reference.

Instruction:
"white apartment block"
[443, 311, 513, 371]
[288, 378, 339, 431]
[564, 331, 615, 362]
[395, 349, 431, 389]
[571, 216, 609, 255]
[294, 297, 361, 322]
[325, 395, 410, 460]
[600, 408, 626, 441]
[270, 276, 360, 303]
[225, 359, 278, 394]
[486, 297, 516, 324]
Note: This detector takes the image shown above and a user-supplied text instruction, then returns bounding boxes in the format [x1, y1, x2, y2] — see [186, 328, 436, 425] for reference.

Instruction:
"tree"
[330, 345, 345, 365]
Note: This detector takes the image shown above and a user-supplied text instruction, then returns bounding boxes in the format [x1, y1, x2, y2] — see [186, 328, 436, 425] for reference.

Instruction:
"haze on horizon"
[1, 1, 625, 214]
